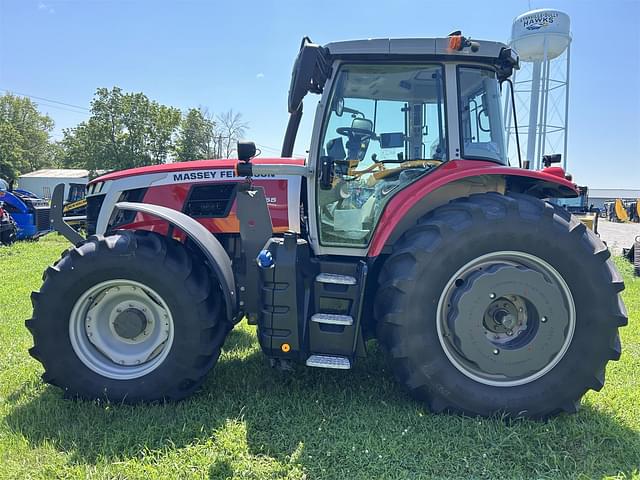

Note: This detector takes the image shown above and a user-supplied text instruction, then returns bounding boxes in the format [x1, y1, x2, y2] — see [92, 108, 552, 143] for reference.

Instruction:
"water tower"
[504, 9, 572, 169]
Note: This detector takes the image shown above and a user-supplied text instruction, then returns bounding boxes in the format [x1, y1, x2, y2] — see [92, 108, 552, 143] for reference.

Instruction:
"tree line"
[0, 88, 248, 182]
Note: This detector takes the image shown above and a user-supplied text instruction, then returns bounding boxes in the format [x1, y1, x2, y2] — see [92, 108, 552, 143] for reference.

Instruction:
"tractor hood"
[89, 157, 306, 185]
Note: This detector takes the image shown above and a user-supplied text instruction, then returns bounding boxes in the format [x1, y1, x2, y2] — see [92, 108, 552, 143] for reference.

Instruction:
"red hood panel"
[92, 157, 306, 184]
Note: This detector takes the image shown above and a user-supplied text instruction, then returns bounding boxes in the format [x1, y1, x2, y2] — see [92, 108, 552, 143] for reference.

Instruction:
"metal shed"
[18, 169, 89, 201]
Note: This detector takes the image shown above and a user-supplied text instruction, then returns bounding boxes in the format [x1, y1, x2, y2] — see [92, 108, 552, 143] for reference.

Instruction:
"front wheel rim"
[69, 279, 175, 380]
[436, 251, 576, 387]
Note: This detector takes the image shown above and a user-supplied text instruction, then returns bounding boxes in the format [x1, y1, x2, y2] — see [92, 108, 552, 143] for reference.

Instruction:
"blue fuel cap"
[256, 250, 274, 268]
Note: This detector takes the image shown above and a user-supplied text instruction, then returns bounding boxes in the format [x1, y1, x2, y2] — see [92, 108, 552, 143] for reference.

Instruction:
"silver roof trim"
[324, 37, 508, 61]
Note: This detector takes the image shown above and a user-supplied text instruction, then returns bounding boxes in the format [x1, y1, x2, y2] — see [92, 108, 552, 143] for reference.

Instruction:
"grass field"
[0, 235, 638, 479]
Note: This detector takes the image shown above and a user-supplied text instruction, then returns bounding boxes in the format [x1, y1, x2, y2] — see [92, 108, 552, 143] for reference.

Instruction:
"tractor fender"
[114, 201, 237, 323]
[368, 160, 579, 257]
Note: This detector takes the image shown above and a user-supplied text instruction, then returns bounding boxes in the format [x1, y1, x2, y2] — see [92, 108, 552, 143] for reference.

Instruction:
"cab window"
[458, 67, 507, 164]
[317, 64, 446, 248]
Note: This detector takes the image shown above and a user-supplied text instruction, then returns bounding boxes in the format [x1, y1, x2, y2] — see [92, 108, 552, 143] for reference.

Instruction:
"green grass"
[0, 235, 638, 479]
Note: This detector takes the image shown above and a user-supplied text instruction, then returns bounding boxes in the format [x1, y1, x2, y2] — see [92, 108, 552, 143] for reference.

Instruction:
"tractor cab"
[281, 35, 519, 253]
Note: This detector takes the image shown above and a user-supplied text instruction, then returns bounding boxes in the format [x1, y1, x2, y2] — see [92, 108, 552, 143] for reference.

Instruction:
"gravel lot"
[598, 219, 640, 255]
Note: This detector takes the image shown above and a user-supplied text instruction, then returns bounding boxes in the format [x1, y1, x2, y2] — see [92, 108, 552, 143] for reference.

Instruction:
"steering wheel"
[336, 127, 374, 142]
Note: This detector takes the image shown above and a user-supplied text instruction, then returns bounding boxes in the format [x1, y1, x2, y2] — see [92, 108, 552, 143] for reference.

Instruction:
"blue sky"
[0, 0, 638, 188]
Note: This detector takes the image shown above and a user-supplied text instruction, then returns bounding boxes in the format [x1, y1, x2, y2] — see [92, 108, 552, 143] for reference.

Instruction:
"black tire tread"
[28, 230, 231, 402]
[375, 192, 626, 418]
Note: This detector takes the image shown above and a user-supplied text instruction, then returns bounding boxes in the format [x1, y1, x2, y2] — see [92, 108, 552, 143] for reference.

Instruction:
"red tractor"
[28, 34, 626, 418]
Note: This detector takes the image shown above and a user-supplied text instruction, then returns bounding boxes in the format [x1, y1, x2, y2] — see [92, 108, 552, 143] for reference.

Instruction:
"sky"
[0, 0, 638, 188]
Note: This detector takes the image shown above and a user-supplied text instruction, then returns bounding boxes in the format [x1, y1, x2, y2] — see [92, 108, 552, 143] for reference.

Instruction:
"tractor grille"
[34, 207, 51, 232]
[184, 183, 239, 218]
[86, 194, 106, 236]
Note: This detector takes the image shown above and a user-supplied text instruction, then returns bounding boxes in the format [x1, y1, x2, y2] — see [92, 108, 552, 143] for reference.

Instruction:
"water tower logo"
[522, 11, 559, 31]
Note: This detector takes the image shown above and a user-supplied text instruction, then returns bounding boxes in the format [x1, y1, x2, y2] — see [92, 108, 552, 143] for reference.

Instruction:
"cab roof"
[324, 37, 511, 62]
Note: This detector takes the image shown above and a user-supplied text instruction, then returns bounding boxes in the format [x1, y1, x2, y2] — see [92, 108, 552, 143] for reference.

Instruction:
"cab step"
[315, 273, 357, 285]
[306, 354, 351, 369]
[311, 313, 354, 326]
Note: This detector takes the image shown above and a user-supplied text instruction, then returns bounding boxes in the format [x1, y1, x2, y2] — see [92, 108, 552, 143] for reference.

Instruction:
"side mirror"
[319, 156, 334, 190]
[237, 141, 256, 161]
[288, 37, 330, 114]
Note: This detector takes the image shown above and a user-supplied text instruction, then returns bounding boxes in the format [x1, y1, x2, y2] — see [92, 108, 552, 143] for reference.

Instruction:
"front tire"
[375, 193, 627, 418]
[27, 231, 231, 402]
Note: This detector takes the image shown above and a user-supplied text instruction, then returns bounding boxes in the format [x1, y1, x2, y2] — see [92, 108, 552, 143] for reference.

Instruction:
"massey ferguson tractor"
[27, 34, 627, 418]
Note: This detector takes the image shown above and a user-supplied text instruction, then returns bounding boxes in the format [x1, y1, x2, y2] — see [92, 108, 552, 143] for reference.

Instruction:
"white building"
[18, 169, 89, 201]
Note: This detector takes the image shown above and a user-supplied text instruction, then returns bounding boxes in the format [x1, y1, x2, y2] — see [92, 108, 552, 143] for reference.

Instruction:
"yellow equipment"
[62, 198, 87, 228]
[614, 198, 629, 222]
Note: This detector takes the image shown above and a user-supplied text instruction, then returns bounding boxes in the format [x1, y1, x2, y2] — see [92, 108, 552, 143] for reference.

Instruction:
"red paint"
[118, 177, 291, 235]
[367, 159, 578, 257]
[541, 166, 566, 178]
[91, 157, 305, 184]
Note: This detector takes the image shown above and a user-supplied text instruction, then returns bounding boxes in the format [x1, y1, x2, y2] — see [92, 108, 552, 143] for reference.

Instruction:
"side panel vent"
[184, 183, 239, 218]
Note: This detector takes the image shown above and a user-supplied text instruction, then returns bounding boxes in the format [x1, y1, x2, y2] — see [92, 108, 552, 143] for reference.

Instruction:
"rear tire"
[27, 231, 231, 402]
[375, 192, 627, 418]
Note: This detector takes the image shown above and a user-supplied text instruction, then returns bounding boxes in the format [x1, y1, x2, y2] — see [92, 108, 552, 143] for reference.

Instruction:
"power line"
[31, 101, 90, 116]
[1, 89, 90, 112]
[2, 89, 308, 156]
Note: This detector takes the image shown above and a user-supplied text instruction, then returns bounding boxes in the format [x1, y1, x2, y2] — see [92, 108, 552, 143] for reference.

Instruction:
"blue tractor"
[0, 179, 52, 240]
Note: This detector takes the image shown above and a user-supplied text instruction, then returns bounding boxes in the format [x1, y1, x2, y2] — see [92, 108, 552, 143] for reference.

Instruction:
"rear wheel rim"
[436, 251, 576, 387]
[69, 279, 175, 380]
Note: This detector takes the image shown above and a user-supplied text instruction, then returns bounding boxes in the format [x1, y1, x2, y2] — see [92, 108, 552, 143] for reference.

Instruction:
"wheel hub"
[69, 280, 174, 379]
[483, 295, 528, 341]
[437, 251, 576, 387]
[113, 308, 148, 340]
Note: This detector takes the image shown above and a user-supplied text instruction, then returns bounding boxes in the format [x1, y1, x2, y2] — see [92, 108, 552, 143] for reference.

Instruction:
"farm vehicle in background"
[603, 199, 640, 223]
[0, 180, 51, 240]
[550, 185, 599, 233]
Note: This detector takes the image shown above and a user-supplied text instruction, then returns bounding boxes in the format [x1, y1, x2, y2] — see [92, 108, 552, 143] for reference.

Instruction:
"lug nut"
[489, 293, 496, 299]
[541, 316, 548, 323]
[493, 349, 500, 355]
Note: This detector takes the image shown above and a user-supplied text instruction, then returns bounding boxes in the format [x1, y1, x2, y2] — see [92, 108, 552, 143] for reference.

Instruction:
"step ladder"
[305, 262, 367, 370]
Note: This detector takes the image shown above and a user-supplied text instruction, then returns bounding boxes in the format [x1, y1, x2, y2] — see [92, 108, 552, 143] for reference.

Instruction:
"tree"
[0, 93, 55, 182]
[60, 87, 181, 172]
[175, 108, 216, 161]
[216, 109, 249, 158]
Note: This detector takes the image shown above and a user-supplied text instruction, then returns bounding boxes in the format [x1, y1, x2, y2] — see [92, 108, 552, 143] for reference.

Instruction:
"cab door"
[306, 62, 449, 256]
